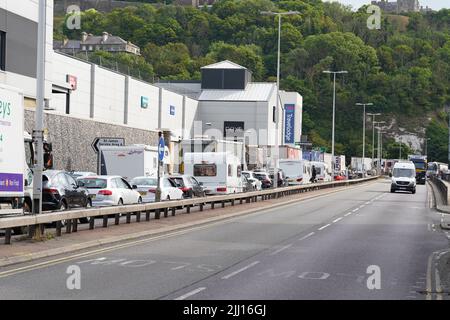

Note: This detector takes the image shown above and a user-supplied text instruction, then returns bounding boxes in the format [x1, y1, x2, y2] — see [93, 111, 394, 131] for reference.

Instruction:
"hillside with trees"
[54, 0, 450, 162]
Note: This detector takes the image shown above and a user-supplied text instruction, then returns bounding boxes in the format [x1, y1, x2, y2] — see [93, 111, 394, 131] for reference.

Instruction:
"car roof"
[393, 161, 415, 168]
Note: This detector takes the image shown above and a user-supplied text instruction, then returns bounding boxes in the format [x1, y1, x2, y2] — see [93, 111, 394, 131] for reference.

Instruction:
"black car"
[42, 170, 91, 211]
[253, 171, 273, 189]
[169, 175, 206, 198]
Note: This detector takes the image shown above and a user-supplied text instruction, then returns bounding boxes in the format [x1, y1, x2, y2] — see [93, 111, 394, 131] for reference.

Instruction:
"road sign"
[91, 137, 125, 153]
[158, 137, 165, 161]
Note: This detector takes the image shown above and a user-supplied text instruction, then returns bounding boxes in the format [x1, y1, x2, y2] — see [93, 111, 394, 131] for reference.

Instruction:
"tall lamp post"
[374, 121, 386, 174]
[323, 70, 348, 179]
[367, 113, 381, 167]
[424, 138, 430, 158]
[261, 10, 299, 188]
[356, 103, 373, 177]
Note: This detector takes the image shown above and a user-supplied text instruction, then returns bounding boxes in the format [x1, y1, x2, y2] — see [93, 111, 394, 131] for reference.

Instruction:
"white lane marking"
[333, 217, 343, 223]
[299, 232, 315, 241]
[318, 224, 331, 231]
[270, 244, 293, 255]
[365, 201, 371, 205]
[222, 261, 260, 280]
[174, 287, 206, 300]
[352, 208, 359, 212]
[344, 212, 352, 217]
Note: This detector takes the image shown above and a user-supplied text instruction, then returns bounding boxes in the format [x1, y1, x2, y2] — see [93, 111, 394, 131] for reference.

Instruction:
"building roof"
[54, 40, 81, 50]
[82, 35, 127, 45]
[198, 83, 276, 102]
[201, 60, 247, 70]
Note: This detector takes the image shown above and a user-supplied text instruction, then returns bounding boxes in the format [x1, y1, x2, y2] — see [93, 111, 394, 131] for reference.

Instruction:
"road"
[0, 179, 449, 300]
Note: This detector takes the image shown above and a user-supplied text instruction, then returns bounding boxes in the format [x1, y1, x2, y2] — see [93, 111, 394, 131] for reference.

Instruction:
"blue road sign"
[158, 137, 165, 162]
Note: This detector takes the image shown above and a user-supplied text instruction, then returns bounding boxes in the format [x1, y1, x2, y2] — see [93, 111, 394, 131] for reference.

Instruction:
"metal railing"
[0, 177, 379, 245]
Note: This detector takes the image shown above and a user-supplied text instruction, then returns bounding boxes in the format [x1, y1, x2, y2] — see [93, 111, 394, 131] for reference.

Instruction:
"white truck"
[0, 85, 26, 216]
[184, 152, 243, 194]
[98, 145, 159, 181]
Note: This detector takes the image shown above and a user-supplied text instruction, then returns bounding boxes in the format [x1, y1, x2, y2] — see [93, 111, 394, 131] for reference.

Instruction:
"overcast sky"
[324, 0, 448, 11]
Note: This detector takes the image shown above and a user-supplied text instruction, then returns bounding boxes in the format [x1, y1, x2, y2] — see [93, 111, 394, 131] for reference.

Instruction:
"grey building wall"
[0, 8, 38, 78]
[25, 110, 158, 173]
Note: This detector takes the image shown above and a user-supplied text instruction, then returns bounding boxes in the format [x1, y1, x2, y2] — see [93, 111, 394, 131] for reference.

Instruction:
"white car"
[242, 171, 262, 191]
[130, 176, 184, 203]
[77, 175, 142, 207]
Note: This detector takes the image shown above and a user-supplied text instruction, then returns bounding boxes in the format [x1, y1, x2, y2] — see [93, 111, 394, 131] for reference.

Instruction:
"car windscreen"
[78, 178, 108, 189]
[254, 173, 267, 180]
[413, 161, 426, 170]
[194, 164, 217, 177]
[131, 178, 157, 186]
[242, 172, 250, 179]
[170, 177, 185, 187]
[393, 168, 415, 178]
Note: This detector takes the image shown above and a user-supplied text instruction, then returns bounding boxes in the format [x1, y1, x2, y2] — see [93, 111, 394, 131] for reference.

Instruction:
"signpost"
[156, 133, 165, 202]
[91, 137, 125, 153]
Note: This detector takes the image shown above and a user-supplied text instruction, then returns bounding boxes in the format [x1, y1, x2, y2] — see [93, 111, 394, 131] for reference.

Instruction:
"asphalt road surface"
[1, 179, 449, 300]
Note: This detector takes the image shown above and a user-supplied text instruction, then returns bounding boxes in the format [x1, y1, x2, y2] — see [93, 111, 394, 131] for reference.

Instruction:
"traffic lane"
[169, 182, 449, 300]
[0, 180, 384, 299]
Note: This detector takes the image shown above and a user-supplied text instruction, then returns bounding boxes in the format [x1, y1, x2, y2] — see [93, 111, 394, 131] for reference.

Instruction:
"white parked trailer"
[184, 152, 243, 195]
[98, 145, 158, 181]
[279, 159, 312, 185]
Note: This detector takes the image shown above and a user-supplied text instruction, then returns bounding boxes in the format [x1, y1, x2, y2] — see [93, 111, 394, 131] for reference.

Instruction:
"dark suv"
[169, 175, 206, 198]
[42, 170, 91, 211]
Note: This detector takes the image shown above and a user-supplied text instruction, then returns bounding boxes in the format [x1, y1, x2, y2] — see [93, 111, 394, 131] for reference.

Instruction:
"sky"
[324, 0, 449, 11]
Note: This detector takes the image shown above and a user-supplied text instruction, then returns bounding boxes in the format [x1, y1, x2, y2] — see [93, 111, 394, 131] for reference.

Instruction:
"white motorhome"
[98, 145, 159, 181]
[311, 161, 332, 182]
[279, 159, 312, 185]
[184, 152, 243, 195]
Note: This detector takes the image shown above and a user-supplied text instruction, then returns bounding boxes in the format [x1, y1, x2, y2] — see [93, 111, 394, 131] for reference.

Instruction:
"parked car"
[42, 170, 92, 212]
[253, 171, 273, 189]
[69, 171, 96, 179]
[130, 176, 184, 202]
[242, 171, 262, 191]
[169, 175, 206, 198]
[77, 176, 142, 206]
[241, 175, 254, 192]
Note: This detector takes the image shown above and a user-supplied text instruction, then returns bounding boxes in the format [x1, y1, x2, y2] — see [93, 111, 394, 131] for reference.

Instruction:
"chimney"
[81, 32, 88, 42]
[102, 32, 109, 43]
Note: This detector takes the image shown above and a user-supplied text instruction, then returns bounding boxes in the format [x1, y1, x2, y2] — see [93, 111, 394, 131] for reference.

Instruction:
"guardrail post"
[163, 208, 168, 218]
[155, 209, 161, 219]
[246, 197, 250, 203]
[136, 212, 141, 222]
[146, 211, 151, 221]
[72, 219, 78, 233]
[186, 205, 191, 214]
[240, 199, 243, 204]
[211, 202, 215, 209]
[56, 221, 62, 236]
[126, 213, 131, 223]
[115, 214, 120, 225]
[65, 219, 72, 234]
[200, 203, 204, 211]
[171, 207, 176, 216]
[221, 201, 225, 208]
[103, 215, 108, 228]
[4, 228, 11, 245]
[89, 217, 95, 230]
[231, 200, 235, 206]
[28, 225, 34, 238]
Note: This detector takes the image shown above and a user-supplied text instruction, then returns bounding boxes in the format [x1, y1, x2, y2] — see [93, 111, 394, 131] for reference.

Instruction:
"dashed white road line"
[174, 287, 206, 300]
[352, 208, 359, 213]
[344, 212, 352, 217]
[270, 244, 293, 255]
[333, 217, 343, 223]
[299, 232, 315, 241]
[222, 261, 260, 280]
[318, 224, 331, 231]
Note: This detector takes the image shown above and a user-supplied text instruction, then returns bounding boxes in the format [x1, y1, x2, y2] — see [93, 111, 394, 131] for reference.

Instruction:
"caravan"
[184, 152, 243, 195]
[311, 162, 332, 182]
[278, 159, 312, 185]
[98, 145, 159, 181]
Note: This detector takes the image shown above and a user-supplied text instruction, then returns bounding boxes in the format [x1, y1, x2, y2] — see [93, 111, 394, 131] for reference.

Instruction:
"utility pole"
[367, 113, 381, 168]
[323, 70, 348, 180]
[356, 103, 374, 177]
[32, 0, 46, 216]
[261, 10, 299, 188]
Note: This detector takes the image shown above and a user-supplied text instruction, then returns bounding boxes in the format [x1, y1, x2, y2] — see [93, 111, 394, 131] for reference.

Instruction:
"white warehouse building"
[0, 0, 303, 173]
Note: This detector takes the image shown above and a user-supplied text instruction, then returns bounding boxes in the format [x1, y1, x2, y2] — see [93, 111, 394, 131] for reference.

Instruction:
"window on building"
[0, 31, 6, 71]
[272, 106, 276, 123]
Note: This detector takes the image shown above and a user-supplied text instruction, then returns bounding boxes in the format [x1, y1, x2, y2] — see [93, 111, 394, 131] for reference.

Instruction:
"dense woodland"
[54, 0, 450, 162]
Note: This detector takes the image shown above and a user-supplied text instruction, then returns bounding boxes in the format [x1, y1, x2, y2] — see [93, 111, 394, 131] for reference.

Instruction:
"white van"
[311, 162, 332, 182]
[184, 152, 243, 195]
[279, 159, 312, 185]
[391, 161, 416, 194]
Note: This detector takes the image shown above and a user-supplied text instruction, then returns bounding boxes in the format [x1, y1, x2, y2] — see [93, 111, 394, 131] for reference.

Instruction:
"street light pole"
[356, 103, 373, 177]
[367, 113, 381, 168]
[261, 10, 299, 188]
[32, 0, 47, 220]
[323, 70, 348, 179]
[373, 121, 385, 174]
